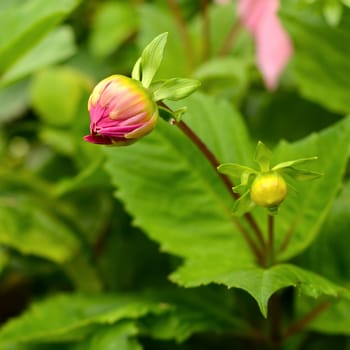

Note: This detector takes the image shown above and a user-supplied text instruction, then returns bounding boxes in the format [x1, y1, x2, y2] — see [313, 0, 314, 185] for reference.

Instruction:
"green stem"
[175, 119, 265, 264]
[200, 0, 211, 61]
[166, 0, 195, 72]
[278, 218, 298, 256]
[267, 214, 275, 265]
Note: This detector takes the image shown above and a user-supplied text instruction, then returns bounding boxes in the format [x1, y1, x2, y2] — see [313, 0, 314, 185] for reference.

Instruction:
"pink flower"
[85, 75, 158, 146]
[238, 0, 293, 90]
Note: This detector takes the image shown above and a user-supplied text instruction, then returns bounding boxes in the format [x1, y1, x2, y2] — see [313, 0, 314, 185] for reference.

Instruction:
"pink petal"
[238, 0, 293, 90]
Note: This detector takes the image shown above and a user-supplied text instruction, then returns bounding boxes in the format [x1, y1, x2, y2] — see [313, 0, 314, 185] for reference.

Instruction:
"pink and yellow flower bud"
[250, 172, 287, 208]
[84, 75, 158, 146]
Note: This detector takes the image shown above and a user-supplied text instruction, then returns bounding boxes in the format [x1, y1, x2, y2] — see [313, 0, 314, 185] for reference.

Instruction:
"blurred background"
[1, 0, 350, 349]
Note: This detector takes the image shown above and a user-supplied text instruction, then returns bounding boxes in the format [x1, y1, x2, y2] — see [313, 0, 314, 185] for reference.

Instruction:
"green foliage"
[0, 290, 240, 348]
[1, 0, 350, 349]
[281, 4, 350, 113]
[88, 1, 138, 59]
[173, 263, 343, 317]
[271, 117, 350, 260]
[0, 0, 81, 75]
[0, 26, 77, 87]
[138, 32, 168, 88]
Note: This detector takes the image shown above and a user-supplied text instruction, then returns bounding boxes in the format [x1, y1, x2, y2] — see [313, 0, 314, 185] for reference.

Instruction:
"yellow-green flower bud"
[250, 172, 287, 208]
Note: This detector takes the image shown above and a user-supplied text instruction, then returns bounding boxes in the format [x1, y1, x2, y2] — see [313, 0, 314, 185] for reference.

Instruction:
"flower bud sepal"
[217, 141, 322, 216]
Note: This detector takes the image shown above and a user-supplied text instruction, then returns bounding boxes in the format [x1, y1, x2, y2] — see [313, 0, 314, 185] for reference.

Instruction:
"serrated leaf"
[272, 156, 318, 171]
[104, 93, 254, 265]
[255, 141, 272, 172]
[0, 294, 164, 345]
[152, 78, 201, 101]
[103, 88, 350, 317]
[271, 116, 350, 260]
[171, 263, 343, 317]
[140, 32, 168, 88]
[0, 290, 242, 347]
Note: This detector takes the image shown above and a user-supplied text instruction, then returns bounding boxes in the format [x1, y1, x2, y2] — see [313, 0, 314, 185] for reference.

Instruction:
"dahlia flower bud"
[250, 172, 287, 208]
[84, 75, 158, 146]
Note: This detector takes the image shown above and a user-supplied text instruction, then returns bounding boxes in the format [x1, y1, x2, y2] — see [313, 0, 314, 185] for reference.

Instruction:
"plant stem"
[176, 120, 233, 193]
[218, 20, 241, 56]
[283, 301, 331, 340]
[200, 0, 211, 61]
[278, 218, 298, 255]
[175, 119, 265, 263]
[267, 214, 275, 265]
[268, 293, 282, 348]
[166, 0, 195, 72]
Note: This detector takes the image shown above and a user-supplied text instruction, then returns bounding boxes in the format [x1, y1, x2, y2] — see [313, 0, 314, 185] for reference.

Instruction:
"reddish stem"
[283, 301, 331, 340]
[175, 120, 265, 264]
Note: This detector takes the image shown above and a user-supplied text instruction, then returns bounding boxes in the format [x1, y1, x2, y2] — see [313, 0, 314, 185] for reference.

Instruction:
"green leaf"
[280, 7, 350, 113]
[297, 297, 350, 335]
[272, 156, 318, 171]
[193, 57, 251, 101]
[0, 290, 241, 346]
[232, 190, 255, 216]
[131, 58, 142, 81]
[88, 1, 138, 58]
[0, 197, 80, 264]
[342, 0, 350, 7]
[100, 93, 349, 316]
[193, 57, 250, 84]
[77, 322, 142, 350]
[30, 67, 91, 127]
[0, 26, 76, 87]
[0, 79, 29, 124]
[104, 93, 254, 263]
[254, 141, 272, 172]
[140, 32, 168, 88]
[280, 167, 323, 181]
[151, 78, 201, 101]
[323, 0, 343, 26]
[217, 163, 257, 180]
[0, 294, 164, 345]
[299, 180, 350, 285]
[271, 116, 350, 260]
[137, 5, 187, 78]
[0, 0, 81, 74]
[172, 263, 343, 317]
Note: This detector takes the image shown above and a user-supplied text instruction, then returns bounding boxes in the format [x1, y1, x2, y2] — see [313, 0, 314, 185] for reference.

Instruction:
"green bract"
[131, 32, 200, 118]
[218, 141, 322, 215]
